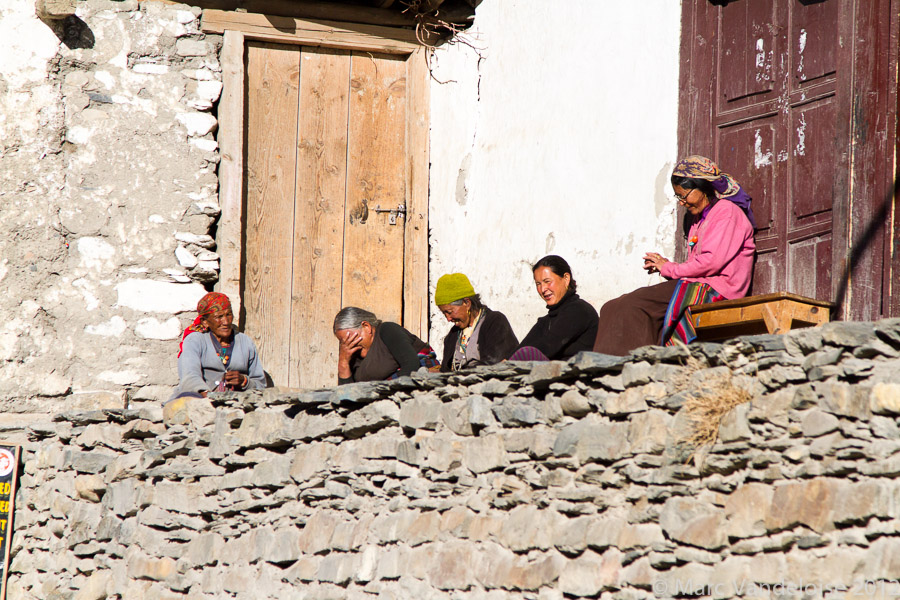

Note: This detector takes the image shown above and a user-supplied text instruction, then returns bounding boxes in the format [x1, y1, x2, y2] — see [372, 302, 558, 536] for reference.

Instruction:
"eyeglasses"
[674, 189, 694, 205]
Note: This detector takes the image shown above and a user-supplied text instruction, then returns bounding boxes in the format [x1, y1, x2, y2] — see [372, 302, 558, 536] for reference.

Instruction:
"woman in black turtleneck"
[509, 255, 599, 361]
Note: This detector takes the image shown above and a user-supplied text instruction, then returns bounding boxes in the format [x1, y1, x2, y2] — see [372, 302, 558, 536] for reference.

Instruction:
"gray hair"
[448, 294, 484, 310]
[333, 306, 381, 332]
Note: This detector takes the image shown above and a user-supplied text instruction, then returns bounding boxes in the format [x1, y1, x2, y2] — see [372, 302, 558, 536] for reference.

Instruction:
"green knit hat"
[435, 273, 476, 306]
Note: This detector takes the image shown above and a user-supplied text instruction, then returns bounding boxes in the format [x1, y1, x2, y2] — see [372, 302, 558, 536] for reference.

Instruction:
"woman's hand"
[337, 330, 364, 379]
[643, 252, 670, 274]
[224, 370, 247, 390]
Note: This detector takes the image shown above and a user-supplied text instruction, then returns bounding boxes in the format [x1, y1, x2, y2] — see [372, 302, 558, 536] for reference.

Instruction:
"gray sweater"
[171, 331, 266, 399]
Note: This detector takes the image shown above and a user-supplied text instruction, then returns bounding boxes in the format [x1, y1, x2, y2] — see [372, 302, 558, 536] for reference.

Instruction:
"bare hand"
[336, 329, 364, 379]
[224, 370, 247, 390]
[643, 252, 669, 274]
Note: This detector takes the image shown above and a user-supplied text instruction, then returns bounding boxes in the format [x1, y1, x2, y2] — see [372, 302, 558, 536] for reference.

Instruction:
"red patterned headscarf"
[177, 292, 232, 358]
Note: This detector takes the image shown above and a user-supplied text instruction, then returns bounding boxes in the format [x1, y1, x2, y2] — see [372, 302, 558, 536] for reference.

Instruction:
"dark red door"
[679, 0, 899, 320]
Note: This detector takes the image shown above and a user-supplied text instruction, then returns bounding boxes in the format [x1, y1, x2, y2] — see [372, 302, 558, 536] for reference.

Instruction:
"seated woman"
[509, 255, 599, 362]
[333, 307, 439, 383]
[434, 272, 519, 371]
[170, 292, 267, 400]
[593, 155, 756, 356]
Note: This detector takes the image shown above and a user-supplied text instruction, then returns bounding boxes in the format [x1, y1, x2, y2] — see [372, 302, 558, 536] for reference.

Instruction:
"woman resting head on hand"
[593, 155, 756, 356]
[169, 291, 267, 401]
[435, 272, 518, 372]
[509, 255, 599, 362]
[333, 306, 439, 383]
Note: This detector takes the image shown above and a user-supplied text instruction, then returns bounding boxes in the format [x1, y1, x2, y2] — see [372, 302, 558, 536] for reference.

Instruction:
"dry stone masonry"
[8, 319, 900, 599]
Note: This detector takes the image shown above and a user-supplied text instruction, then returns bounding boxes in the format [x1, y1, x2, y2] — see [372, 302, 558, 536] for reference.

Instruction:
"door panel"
[289, 48, 351, 389]
[718, 0, 777, 106]
[244, 43, 414, 389]
[342, 53, 407, 325]
[244, 42, 300, 382]
[790, 99, 836, 221]
[790, 0, 838, 85]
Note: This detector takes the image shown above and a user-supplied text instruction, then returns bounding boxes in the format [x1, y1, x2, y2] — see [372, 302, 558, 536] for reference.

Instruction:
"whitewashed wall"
[427, 0, 682, 345]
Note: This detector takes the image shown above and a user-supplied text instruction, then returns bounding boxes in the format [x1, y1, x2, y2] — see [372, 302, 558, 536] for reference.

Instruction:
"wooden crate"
[690, 292, 833, 341]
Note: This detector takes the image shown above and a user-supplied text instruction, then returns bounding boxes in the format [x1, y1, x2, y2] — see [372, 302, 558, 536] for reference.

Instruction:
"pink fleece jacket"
[658, 200, 755, 299]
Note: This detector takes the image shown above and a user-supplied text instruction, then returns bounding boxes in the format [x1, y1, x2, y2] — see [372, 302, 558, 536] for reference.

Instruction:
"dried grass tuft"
[681, 374, 753, 449]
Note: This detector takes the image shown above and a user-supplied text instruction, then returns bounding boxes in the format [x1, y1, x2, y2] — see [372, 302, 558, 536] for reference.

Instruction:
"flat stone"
[521, 361, 572, 386]
[604, 386, 650, 416]
[800, 409, 840, 437]
[298, 511, 340, 554]
[441, 400, 474, 436]
[399, 395, 443, 431]
[557, 548, 622, 596]
[553, 416, 629, 464]
[816, 381, 871, 419]
[492, 397, 543, 426]
[497, 505, 562, 552]
[74, 474, 106, 502]
[723, 482, 773, 539]
[870, 382, 900, 415]
[659, 496, 727, 550]
[343, 400, 399, 438]
[234, 410, 295, 449]
[252, 526, 302, 564]
[467, 395, 496, 428]
[568, 351, 626, 374]
[627, 410, 671, 455]
[621, 361, 653, 388]
[718, 403, 752, 442]
[64, 449, 116, 474]
[251, 453, 293, 487]
[462, 434, 508, 474]
[822, 321, 876, 348]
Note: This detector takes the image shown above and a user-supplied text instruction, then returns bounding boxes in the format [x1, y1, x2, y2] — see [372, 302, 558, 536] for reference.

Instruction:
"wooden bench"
[690, 292, 833, 341]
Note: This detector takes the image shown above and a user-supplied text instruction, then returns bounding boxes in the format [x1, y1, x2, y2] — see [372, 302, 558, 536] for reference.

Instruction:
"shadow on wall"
[49, 16, 95, 50]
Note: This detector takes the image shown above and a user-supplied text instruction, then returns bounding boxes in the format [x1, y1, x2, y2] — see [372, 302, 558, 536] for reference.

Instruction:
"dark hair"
[671, 175, 718, 237]
[532, 255, 577, 292]
[449, 294, 484, 310]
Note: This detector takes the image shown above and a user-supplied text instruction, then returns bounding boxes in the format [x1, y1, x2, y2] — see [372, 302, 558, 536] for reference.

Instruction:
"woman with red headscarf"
[169, 292, 267, 400]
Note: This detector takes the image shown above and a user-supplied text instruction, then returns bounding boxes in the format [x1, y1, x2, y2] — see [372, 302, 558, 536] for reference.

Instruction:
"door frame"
[202, 10, 431, 338]
[677, 0, 900, 321]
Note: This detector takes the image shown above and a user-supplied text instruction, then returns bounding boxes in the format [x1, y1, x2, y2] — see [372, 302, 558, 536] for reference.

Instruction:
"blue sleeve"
[242, 336, 267, 390]
[178, 333, 211, 393]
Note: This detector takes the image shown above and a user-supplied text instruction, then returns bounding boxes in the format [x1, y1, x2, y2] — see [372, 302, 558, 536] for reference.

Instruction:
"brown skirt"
[592, 279, 679, 356]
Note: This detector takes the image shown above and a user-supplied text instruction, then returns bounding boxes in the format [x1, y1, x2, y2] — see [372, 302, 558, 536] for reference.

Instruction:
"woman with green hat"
[435, 273, 519, 372]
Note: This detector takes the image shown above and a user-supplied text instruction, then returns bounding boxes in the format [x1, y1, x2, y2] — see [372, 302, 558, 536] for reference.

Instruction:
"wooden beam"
[202, 9, 421, 53]
[216, 29, 244, 320]
[150, 0, 415, 28]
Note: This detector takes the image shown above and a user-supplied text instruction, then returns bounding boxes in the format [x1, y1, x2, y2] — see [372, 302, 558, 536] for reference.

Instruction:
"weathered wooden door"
[679, 0, 899, 320]
[241, 42, 423, 388]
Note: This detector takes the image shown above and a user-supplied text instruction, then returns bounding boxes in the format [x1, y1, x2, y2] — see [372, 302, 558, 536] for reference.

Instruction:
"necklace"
[210, 333, 233, 367]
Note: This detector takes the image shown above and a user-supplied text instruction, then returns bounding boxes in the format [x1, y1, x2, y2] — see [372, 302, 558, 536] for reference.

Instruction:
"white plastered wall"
[427, 0, 683, 346]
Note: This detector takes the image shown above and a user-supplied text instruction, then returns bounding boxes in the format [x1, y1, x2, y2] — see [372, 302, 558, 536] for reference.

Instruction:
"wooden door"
[242, 42, 417, 389]
[679, 0, 899, 319]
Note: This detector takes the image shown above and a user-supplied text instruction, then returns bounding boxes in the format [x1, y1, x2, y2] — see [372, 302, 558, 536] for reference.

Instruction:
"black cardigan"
[440, 307, 519, 372]
[518, 291, 598, 360]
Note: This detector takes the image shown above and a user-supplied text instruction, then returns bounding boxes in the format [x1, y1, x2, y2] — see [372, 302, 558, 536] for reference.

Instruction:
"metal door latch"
[374, 203, 407, 225]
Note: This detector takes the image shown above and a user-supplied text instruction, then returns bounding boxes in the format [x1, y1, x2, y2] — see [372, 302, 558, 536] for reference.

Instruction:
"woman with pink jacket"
[593, 156, 756, 356]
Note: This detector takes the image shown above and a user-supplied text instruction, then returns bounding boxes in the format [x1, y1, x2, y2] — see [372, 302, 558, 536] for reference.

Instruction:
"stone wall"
[0, 0, 218, 417]
[8, 319, 900, 599]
